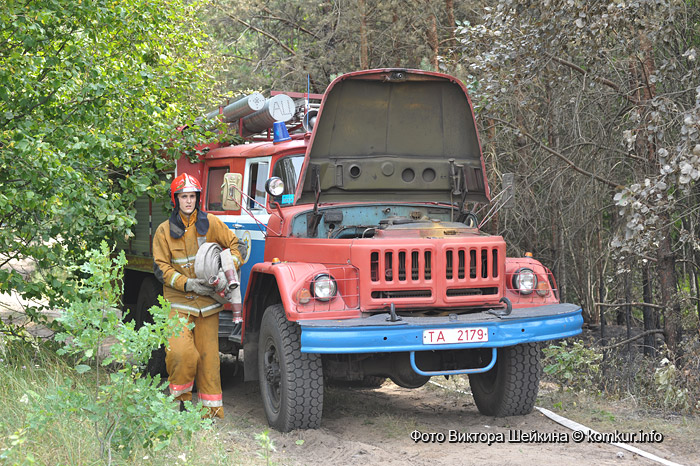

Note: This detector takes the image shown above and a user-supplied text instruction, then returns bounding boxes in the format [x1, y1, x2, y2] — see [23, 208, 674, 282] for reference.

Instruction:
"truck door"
[235, 156, 272, 300]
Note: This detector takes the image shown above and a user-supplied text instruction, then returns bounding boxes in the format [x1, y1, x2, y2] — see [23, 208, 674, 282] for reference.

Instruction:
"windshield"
[273, 154, 304, 197]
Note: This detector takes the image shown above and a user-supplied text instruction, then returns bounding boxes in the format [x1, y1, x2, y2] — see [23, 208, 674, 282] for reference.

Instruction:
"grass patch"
[537, 388, 700, 457]
[0, 338, 261, 466]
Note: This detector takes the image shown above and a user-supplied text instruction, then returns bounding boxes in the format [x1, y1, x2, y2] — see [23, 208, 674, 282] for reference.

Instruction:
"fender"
[245, 261, 363, 322]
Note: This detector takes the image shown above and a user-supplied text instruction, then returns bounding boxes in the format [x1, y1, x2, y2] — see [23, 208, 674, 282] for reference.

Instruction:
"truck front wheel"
[468, 343, 540, 417]
[258, 304, 323, 431]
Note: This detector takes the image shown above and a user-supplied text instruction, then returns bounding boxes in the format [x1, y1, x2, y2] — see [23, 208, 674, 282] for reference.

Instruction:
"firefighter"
[152, 173, 243, 419]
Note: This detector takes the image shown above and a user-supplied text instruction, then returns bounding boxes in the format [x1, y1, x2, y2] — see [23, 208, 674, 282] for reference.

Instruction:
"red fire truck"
[122, 68, 583, 432]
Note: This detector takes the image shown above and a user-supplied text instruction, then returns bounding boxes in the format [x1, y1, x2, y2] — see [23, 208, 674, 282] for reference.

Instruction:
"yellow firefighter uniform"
[153, 208, 242, 418]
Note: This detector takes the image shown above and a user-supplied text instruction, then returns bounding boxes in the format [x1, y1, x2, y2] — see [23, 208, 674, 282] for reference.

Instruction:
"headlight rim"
[512, 267, 537, 295]
[310, 273, 338, 301]
[265, 176, 285, 197]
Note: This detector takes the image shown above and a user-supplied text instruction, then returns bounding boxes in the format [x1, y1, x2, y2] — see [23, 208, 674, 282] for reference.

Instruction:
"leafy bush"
[542, 340, 603, 392]
[653, 358, 690, 412]
[23, 242, 210, 464]
[0, 337, 233, 465]
[0, 0, 215, 328]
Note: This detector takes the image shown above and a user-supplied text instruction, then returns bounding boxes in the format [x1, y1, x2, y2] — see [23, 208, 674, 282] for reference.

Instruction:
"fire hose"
[194, 242, 240, 306]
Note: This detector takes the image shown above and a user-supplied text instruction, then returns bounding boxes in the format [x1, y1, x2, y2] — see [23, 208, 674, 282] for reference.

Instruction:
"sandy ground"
[217, 358, 697, 466]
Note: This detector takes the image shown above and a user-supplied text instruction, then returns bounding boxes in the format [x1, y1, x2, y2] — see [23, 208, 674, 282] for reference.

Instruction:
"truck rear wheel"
[468, 343, 540, 417]
[136, 276, 167, 378]
[258, 304, 323, 431]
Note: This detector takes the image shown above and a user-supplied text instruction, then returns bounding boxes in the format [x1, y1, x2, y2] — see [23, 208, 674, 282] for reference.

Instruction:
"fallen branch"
[599, 329, 665, 351]
[536, 407, 683, 466]
[595, 301, 664, 310]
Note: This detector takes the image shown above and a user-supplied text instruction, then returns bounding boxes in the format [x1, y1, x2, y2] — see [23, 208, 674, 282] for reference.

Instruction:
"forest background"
[198, 0, 700, 387]
[1, 1, 700, 461]
[201, 0, 700, 357]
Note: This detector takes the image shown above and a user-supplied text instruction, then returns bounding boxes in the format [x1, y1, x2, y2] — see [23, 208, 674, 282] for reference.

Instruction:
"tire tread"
[260, 304, 323, 431]
[469, 343, 540, 417]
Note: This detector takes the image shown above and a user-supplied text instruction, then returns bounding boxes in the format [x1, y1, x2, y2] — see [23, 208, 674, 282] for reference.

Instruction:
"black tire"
[137, 276, 167, 378]
[258, 304, 323, 431]
[468, 343, 540, 417]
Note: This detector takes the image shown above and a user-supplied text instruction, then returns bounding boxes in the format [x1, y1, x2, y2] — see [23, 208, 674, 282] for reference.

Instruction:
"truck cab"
[122, 68, 583, 432]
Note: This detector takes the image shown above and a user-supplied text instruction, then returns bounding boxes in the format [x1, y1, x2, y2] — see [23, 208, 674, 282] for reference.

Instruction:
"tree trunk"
[599, 244, 607, 339]
[599, 251, 607, 375]
[642, 264, 656, 357]
[359, 0, 368, 69]
[445, 0, 456, 60]
[426, 3, 439, 71]
[694, 250, 700, 333]
[616, 299, 626, 325]
[445, 0, 455, 37]
[696, 267, 700, 334]
[624, 270, 632, 356]
[558, 214, 566, 302]
[392, 13, 401, 67]
[657, 219, 682, 356]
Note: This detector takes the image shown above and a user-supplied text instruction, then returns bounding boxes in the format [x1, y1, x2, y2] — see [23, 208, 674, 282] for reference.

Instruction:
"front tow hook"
[487, 297, 513, 318]
[386, 303, 402, 322]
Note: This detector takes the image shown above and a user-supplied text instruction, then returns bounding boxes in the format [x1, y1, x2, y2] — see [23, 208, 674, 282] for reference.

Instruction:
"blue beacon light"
[272, 121, 291, 144]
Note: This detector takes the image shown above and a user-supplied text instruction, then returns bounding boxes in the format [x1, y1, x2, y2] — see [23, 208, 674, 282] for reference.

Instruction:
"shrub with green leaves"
[27, 242, 211, 463]
[543, 340, 603, 392]
[0, 0, 217, 327]
[653, 358, 690, 412]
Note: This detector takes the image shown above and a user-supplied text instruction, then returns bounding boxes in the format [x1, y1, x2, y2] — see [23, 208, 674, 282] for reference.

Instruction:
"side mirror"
[502, 173, 514, 209]
[221, 173, 243, 210]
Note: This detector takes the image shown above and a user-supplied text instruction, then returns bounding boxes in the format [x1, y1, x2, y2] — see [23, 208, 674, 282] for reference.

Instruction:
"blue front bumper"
[299, 303, 582, 354]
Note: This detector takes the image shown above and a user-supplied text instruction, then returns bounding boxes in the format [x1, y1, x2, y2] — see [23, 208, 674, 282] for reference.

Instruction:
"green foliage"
[203, 0, 467, 93]
[55, 243, 180, 369]
[543, 340, 603, 392]
[653, 358, 690, 412]
[254, 430, 277, 466]
[0, 428, 34, 466]
[0, 0, 216, 321]
[28, 242, 209, 463]
[0, 336, 238, 465]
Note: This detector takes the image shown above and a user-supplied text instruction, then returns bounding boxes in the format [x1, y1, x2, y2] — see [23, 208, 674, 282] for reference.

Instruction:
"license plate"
[423, 327, 489, 345]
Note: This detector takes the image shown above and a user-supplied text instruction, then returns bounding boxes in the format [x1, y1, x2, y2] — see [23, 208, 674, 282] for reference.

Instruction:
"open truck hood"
[297, 69, 490, 205]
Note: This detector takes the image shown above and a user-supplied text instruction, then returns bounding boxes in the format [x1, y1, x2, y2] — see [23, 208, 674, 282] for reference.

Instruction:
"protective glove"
[185, 278, 212, 296]
[236, 242, 248, 264]
[214, 271, 228, 293]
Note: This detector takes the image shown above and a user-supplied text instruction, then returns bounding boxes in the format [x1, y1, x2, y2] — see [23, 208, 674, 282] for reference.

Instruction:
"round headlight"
[265, 176, 285, 197]
[311, 274, 337, 301]
[513, 268, 537, 295]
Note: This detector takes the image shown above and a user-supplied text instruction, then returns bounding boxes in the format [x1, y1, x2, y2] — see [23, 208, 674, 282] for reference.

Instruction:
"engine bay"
[290, 204, 485, 239]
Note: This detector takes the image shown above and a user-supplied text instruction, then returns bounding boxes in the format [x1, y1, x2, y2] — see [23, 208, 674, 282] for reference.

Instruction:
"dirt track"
[218, 358, 694, 466]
